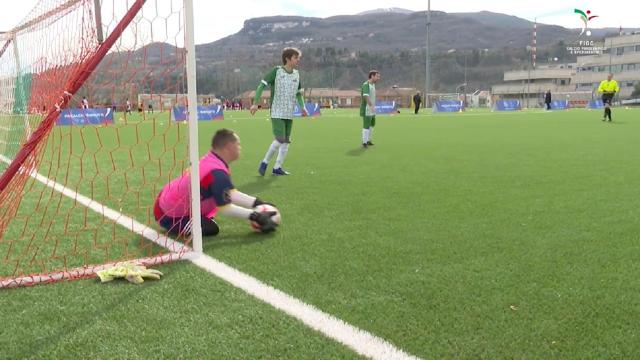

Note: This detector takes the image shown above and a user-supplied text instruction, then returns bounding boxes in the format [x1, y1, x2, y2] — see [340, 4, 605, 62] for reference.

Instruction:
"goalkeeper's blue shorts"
[154, 197, 191, 236]
[154, 195, 219, 237]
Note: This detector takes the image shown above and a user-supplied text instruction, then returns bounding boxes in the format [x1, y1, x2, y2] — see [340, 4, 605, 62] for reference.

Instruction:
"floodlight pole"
[463, 54, 467, 107]
[10, 33, 32, 140]
[93, 0, 104, 43]
[425, 0, 431, 108]
[527, 64, 531, 109]
[608, 37, 613, 72]
[331, 67, 334, 107]
[185, 0, 203, 253]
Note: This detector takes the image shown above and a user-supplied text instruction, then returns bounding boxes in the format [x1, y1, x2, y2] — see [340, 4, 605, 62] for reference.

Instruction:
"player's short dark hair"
[211, 129, 238, 149]
[282, 47, 301, 65]
[368, 70, 379, 79]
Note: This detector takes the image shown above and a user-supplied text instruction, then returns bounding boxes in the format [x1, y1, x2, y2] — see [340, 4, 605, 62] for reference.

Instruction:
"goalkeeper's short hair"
[211, 129, 238, 149]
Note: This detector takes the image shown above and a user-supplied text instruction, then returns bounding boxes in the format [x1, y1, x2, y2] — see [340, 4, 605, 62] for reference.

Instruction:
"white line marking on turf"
[0, 155, 419, 360]
[183, 252, 419, 359]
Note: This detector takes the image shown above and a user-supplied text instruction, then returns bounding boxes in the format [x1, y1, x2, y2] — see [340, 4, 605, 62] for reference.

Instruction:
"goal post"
[0, 0, 202, 288]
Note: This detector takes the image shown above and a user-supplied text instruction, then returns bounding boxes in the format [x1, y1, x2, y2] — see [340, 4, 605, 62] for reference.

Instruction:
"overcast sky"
[1, 1, 638, 44]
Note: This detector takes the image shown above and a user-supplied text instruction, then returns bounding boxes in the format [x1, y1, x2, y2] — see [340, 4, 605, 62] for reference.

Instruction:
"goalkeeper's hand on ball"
[253, 197, 276, 208]
[249, 211, 278, 233]
[97, 263, 163, 284]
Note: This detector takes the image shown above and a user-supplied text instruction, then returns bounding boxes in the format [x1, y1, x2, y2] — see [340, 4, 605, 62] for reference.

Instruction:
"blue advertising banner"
[433, 100, 464, 112]
[550, 100, 570, 110]
[493, 100, 521, 111]
[294, 102, 321, 117]
[172, 106, 187, 121]
[375, 101, 398, 114]
[171, 105, 224, 121]
[586, 99, 604, 109]
[56, 108, 114, 126]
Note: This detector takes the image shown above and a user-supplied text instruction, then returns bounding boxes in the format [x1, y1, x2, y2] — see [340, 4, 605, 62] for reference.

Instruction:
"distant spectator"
[82, 96, 89, 109]
[413, 91, 422, 115]
[544, 90, 552, 110]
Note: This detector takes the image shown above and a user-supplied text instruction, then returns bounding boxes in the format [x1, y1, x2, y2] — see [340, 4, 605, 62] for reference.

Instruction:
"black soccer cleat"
[258, 161, 268, 176]
[362, 143, 368, 148]
[272, 167, 290, 176]
[366, 141, 374, 146]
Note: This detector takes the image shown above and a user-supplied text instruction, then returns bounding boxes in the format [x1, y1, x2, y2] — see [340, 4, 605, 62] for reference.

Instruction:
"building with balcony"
[492, 34, 640, 107]
[491, 65, 576, 108]
[574, 33, 640, 99]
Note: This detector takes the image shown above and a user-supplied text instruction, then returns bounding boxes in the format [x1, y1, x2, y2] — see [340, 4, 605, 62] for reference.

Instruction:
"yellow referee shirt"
[598, 79, 619, 94]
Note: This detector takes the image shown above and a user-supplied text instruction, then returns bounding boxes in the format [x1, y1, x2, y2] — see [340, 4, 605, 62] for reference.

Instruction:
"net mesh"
[0, 0, 192, 287]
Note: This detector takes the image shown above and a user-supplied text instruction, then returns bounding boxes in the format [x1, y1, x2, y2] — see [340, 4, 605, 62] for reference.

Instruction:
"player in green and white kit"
[360, 70, 381, 148]
[250, 48, 308, 176]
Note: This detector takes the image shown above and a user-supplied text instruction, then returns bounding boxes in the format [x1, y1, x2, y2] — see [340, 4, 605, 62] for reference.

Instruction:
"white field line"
[0, 155, 420, 360]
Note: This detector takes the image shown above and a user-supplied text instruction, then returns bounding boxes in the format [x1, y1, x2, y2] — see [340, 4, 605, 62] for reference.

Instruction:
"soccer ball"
[250, 204, 281, 231]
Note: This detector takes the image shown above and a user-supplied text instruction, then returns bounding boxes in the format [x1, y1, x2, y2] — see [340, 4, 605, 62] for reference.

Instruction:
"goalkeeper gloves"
[96, 263, 163, 284]
[249, 211, 278, 233]
[252, 197, 276, 208]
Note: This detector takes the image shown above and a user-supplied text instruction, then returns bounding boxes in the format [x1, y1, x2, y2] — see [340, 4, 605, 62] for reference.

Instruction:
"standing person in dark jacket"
[413, 91, 422, 115]
[544, 90, 552, 110]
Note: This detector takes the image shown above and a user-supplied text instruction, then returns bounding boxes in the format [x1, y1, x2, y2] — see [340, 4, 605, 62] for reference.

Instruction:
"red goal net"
[0, 0, 193, 287]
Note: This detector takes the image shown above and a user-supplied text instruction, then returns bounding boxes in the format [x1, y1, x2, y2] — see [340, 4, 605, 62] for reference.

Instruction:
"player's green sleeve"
[597, 81, 606, 93]
[253, 67, 278, 105]
[361, 82, 370, 97]
[296, 80, 304, 109]
[614, 81, 620, 93]
[296, 93, 304, 109]
[253, 82, 266, 105]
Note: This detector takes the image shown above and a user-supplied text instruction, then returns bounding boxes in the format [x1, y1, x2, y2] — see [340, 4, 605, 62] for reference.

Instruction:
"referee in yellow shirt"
[597, 73, 619, 122]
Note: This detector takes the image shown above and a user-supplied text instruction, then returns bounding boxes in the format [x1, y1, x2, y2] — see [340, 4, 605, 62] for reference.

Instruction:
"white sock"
[369, 127, 374, 142]
[362, 129, 368, 144]
[262, 140, 280, 163]
[274, 142, 289, 169]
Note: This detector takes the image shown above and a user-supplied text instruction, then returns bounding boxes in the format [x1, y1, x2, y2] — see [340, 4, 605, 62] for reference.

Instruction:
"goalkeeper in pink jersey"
[154, 129, 278, 236]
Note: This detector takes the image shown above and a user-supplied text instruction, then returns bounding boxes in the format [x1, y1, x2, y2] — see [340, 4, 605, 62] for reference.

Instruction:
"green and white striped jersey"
[257, 66, 303, 120]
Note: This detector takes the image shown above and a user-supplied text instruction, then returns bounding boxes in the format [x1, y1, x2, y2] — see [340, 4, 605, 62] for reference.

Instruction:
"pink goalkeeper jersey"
[158, 151, 231, 218]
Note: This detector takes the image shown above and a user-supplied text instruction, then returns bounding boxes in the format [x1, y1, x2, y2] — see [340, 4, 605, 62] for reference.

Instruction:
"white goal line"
[0, 154, 419, 360]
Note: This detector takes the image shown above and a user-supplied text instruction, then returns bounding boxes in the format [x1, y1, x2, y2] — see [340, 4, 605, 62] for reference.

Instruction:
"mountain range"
[187, 10, 638, 96]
